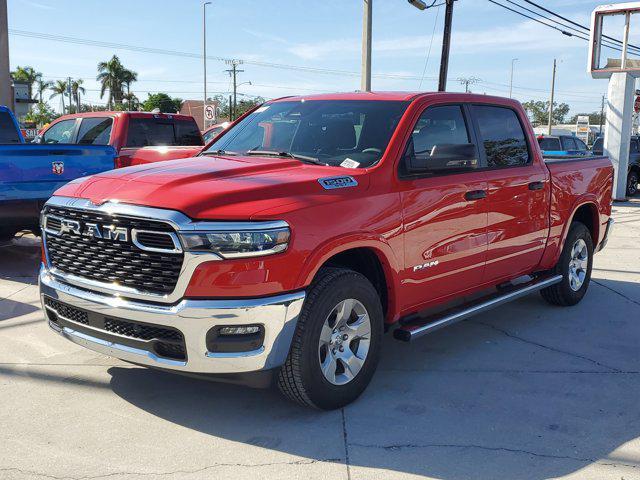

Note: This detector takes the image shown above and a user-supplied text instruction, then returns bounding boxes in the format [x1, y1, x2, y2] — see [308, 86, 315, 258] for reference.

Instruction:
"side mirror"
[406, 143, 478, 174]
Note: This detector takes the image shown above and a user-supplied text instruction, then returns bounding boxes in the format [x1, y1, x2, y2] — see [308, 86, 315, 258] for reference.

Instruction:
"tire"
[277, 267, 383, 410]
[541, 222, 594, 306]
[627, 170, 639, 197]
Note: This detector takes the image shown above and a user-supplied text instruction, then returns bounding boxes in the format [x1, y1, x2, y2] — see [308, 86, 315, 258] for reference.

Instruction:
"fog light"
[219, 325, 261, 336]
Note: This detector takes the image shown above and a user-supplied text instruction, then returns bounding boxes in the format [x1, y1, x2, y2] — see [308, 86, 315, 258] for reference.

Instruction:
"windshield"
[205, 100, 409, 168]
[538, 137, 561, 151]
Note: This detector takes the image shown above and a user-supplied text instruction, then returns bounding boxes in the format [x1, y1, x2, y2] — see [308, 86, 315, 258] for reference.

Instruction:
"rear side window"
[77, 117, 113, 145]
[474, 105, 530, 167]
[174, 119, 204, 146]
[592, 137, 603, 154]
[0, 111, 21, 144]
[43, 119, 76, 144]
[575, 138, 588, 150]
[538, 137, 561, 151]
[561, 136, 577, 150]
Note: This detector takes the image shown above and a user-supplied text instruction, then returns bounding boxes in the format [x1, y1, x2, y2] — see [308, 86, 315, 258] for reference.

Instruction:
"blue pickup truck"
[0, 106, 116, 240]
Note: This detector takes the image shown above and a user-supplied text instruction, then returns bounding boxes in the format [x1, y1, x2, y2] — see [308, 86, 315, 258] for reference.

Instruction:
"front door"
[399, 104, 488, 313]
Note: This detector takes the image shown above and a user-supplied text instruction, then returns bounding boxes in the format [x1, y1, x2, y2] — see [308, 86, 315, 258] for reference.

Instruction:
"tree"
[24, 102, 58, 127]
[569, 111, 605, 126]
[11, 66, 42, 99]
[122, 91, 140, 111]
[50, 80, 69, 112]
[522, 100, 570, 126]
[217, 96, 264, 120]
[70, 79, 85, 113]
[35, 79, 53, 103]
[97, 55, 137, 109]
[141, 93, 182, 113]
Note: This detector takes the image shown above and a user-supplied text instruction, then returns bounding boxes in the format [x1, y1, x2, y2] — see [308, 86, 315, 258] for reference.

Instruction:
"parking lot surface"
[1, 200, 639, 480]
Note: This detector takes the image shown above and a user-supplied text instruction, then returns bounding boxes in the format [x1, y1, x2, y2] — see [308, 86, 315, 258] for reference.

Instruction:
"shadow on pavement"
[105, 278, 640, 479]
[0, 234, 41, 284]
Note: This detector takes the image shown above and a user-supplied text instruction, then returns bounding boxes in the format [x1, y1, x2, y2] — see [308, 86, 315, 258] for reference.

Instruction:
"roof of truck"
[268, 91, 520, 104]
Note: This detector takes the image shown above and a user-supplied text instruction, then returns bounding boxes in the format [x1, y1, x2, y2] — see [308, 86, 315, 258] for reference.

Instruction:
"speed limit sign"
[204, 105, 215, 121]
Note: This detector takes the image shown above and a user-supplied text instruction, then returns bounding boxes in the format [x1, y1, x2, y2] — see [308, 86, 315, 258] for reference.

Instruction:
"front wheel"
[277, 268, 383, 410]
[541, 222, 594, 306]
[627, 170, 639, 197]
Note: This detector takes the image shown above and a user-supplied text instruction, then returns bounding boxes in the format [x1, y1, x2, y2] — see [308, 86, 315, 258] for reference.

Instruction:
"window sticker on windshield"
[254, 106, 270, 113]
[340, 158, 360, 169]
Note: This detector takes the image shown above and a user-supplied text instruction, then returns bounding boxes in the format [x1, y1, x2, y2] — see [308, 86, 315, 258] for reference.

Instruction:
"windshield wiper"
[201, 149, 238, 156]
[246, 150, 328, 165]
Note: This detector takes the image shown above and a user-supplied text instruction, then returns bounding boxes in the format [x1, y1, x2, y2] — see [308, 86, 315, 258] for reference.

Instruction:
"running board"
[393, 274, 563, 342]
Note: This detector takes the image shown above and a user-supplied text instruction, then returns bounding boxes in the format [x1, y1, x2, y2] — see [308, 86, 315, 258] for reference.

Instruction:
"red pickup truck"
[39, 92, 613, 410]
[35, 111, 204, 168]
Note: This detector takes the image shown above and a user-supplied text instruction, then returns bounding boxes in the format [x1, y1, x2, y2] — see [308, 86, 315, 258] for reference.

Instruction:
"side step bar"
[393, 274, 563, 342]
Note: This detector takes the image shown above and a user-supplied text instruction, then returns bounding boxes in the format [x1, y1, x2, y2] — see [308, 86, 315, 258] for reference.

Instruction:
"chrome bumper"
[39, 268, 305, 374]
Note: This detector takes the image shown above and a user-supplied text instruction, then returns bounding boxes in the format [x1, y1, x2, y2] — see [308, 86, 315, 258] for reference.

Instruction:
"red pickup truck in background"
[39, 92, 613, 410]
[34, 111, 204, 168]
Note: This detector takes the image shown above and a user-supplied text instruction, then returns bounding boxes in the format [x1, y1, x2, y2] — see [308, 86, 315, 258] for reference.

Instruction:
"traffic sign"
[204, 105, 215, 121]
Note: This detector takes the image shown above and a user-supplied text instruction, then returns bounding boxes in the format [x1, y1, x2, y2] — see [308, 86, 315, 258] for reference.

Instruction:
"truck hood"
[54, 155, 369, 220]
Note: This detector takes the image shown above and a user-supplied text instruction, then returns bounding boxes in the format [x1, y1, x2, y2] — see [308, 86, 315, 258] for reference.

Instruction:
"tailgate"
[0, 144, 117, 202]
[117, 146, 202, 167]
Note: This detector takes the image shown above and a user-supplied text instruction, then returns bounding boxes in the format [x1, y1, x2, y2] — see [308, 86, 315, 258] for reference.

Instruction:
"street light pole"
[438, 0, 455, 92]
[361, 0, 372, 92]
[509, 58, 518, 98]
[203, 1, 211, 129]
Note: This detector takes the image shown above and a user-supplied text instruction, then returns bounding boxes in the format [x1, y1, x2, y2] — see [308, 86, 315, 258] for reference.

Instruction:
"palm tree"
[121, 68, 138, 110]
[11, 66, 42, 99]
[35, 79, 53, 103]
[50, 80, 68, 113]
[97, 55, 137, 110]
[122, 91, 139, 111]
[71, 79, 86, 113]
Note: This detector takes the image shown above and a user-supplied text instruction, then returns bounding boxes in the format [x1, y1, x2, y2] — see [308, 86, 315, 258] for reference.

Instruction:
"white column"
[603, 72, 636, 200]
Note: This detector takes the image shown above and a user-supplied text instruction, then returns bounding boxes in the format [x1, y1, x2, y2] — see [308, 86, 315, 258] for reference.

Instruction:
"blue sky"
[6, 0, 621, 116]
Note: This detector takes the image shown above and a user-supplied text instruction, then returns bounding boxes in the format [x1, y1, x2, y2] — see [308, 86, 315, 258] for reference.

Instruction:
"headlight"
[179, 227, 290, 258]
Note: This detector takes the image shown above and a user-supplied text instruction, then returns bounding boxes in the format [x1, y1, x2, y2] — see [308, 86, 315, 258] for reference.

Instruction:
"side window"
[126, 119, 175, 147]
[574, 138, 588, 151]
[402, 105, 476, 175]
[474, 105, 530, 167]
[561, 136, 577, 150]
[42, 119, 76, 144]
[538, 137, 561, 151]
[77, 117, 113, 145]
[0, 111, 21, 144]
[631, 140, 639, 153]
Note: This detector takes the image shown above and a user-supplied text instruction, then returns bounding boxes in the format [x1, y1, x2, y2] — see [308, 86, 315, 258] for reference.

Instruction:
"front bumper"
[39, 268, 305, 374]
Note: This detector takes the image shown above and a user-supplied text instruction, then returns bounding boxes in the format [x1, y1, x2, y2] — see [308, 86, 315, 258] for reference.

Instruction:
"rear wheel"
[627, 170, 639, 197]
[541, 222, 594, 306]
[277, 267, 383, 410]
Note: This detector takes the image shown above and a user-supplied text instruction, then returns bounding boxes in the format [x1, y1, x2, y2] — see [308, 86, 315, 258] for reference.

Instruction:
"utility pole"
[457, 77, 480, 93]
[361, 0, 372, 92]
[547, 58, 556, 135]
[0, 0, 12, 111]
[438, 0, 454, 91]
[509, 58, 518, 98]
[600, 94, 606, 135]
[202, 2, 211, 129]
[225, 59, 243, 121]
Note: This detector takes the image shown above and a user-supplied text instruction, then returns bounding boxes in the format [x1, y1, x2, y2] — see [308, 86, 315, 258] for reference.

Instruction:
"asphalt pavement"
[1, 200, 639, 480]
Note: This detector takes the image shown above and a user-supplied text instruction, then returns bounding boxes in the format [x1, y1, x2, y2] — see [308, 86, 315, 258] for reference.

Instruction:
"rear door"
[471, 104, 550, 284]
[399, 103, 488, 310]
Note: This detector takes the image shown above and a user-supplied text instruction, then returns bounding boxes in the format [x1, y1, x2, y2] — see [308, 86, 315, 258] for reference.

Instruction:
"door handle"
[464, 190, 487, 201]
[528, 181, 545, 191]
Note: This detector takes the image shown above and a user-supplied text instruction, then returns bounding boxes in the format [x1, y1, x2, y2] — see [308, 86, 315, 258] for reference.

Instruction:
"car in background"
[0, 106, 116, 241]
[34, 111, 204, 168]
[592, 135, 640, 196]
[202, 121, 230, 144]
[537, 134, 591, 157]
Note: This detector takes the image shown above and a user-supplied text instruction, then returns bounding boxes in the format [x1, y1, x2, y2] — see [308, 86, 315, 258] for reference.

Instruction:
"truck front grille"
[43, 206, 183, 296]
